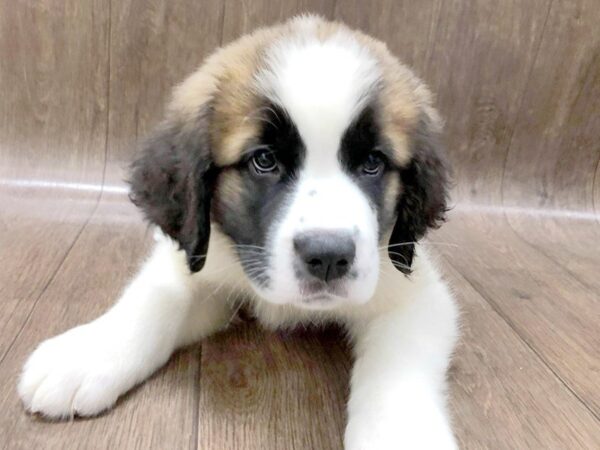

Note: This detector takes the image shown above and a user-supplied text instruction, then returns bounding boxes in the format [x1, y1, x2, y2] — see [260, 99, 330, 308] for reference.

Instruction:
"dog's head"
[129, 17, 449, 310]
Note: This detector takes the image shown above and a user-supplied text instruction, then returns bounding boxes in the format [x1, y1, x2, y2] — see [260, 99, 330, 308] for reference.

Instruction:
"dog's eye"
[361, 152, 385, 176]
[251, 149, 279, 174]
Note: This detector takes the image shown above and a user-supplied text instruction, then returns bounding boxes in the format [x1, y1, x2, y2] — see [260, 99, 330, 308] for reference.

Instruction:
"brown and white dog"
[19, 16, 459, 449]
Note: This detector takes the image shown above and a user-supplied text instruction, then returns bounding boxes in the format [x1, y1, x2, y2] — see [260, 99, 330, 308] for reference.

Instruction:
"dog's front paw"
[18, 323, 132, 419]
[344, 417, 457, 450]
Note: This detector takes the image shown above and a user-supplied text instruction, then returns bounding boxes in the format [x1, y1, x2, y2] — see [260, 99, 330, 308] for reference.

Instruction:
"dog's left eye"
[251, 149, 279, 174]
[361, 152, 385, 176]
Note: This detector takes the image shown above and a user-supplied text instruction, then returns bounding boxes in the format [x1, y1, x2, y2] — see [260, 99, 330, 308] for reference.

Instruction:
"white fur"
[19, 231, 458, 448]
[253, 31, 382, 309]
[19, 23, 459, 450]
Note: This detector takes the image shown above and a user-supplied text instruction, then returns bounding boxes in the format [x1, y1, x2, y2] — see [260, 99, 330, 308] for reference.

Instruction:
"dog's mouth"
[299, 280, 348, 306]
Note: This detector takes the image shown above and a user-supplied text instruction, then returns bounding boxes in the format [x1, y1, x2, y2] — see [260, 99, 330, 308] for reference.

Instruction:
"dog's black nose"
[293, 231, 356, 282]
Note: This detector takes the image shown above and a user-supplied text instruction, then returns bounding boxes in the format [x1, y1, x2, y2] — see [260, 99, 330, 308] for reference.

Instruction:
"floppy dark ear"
[128, 114, 216, 273]
[388, 113, 450, 274]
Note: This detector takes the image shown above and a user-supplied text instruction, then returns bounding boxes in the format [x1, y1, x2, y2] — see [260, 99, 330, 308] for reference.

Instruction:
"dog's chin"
[295, 293, 347, 310]
[249, 276, 374, 311]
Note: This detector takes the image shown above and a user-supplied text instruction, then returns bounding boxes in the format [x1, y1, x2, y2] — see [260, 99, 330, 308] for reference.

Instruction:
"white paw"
[345, 415, 457, 450]
[18, 323, 135, 419]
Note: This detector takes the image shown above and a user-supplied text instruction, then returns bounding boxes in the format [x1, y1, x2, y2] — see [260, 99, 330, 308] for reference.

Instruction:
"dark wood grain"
[198, 323, 350, 450]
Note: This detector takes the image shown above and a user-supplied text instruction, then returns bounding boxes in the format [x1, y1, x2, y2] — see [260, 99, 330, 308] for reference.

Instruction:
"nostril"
[307, 258, 323, 268]
[336, 259, 348, 267]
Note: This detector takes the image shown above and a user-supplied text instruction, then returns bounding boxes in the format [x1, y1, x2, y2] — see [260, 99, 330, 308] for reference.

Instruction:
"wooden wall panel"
[107, 0, 224, 179]
[0, 0, 109, 186]
[424, 0, 551, 204]
[595, 162, 600, 218]
[221, 0, 335, 44]
[502, 0, 600, 213]
[334, 0, 441, 75]
[499, 0, 600, 292]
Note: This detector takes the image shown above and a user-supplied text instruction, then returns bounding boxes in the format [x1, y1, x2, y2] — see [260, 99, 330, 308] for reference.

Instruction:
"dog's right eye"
[250, 149, 279, 175]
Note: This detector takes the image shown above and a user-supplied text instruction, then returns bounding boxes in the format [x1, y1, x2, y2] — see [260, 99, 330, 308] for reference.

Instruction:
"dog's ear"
[128, 111, 216, 273]
[388, 113, 450, 274]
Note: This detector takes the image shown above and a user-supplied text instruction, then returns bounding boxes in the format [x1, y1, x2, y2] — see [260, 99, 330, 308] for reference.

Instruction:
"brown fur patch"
[166, 15, 441, 168]
[215, 169, 245, 208]
[384, 172, 402, 220]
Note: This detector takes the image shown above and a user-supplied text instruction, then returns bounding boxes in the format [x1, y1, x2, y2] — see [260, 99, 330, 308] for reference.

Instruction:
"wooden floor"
[1, 1, 599, 449]
[1, 196, 599, 449]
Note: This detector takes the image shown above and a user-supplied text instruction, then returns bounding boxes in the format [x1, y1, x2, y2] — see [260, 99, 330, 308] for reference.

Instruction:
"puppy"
[19, 16, 459, 449]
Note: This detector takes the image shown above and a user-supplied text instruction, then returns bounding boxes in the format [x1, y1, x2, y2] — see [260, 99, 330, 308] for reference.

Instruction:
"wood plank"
[107, 0, 224, 169]
[0, 0, 109, 361]
[433, 210, 600, 416]
[0, 202, 200, 450]
[499, 0, 600, 292]
[596, 161, 600, 218]
[0, 0, 109, 186]
[221, 0, 336, 44]
[502, 0, 600, 214]
[505, 214, 600, 292]
[424, 0, 551, 203]
[198, 322, 350, 450]
[0, 196, 97, 360]
[334, 0, 442, 74]
[442, 260, 600, 449]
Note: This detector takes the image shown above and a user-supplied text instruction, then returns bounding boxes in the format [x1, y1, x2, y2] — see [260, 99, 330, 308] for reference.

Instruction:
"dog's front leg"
[18, 238, 231, 419]
[344, 290, 459, 450]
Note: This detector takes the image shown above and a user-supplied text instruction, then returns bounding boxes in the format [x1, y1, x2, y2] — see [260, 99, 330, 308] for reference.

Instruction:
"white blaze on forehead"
[256, 32, 381, 173]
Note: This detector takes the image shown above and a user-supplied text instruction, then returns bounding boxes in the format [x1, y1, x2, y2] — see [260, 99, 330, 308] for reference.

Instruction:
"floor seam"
[190, 345, 201, 450]
[592, 152, 600, 224]
[218, 0, 226, 46]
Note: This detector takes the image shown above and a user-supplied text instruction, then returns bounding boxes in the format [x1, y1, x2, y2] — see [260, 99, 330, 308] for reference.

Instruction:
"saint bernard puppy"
[19, 16, 459, 449]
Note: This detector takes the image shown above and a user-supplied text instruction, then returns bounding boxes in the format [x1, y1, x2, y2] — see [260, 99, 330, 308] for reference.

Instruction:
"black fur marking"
[339, 106, 395, 233]
[128, 109, 216, 273]
[388, 114, 450, 274]
[340, 106, 450, 275]
[213, 103, 305, 286]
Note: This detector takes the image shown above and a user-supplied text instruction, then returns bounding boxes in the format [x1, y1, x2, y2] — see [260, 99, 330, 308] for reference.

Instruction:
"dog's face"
[129, 17, 449, 310]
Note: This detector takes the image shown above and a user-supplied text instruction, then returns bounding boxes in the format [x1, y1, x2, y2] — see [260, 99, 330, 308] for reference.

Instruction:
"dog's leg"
[344, 284, 459, 450]
[18, 238, 231, 419]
